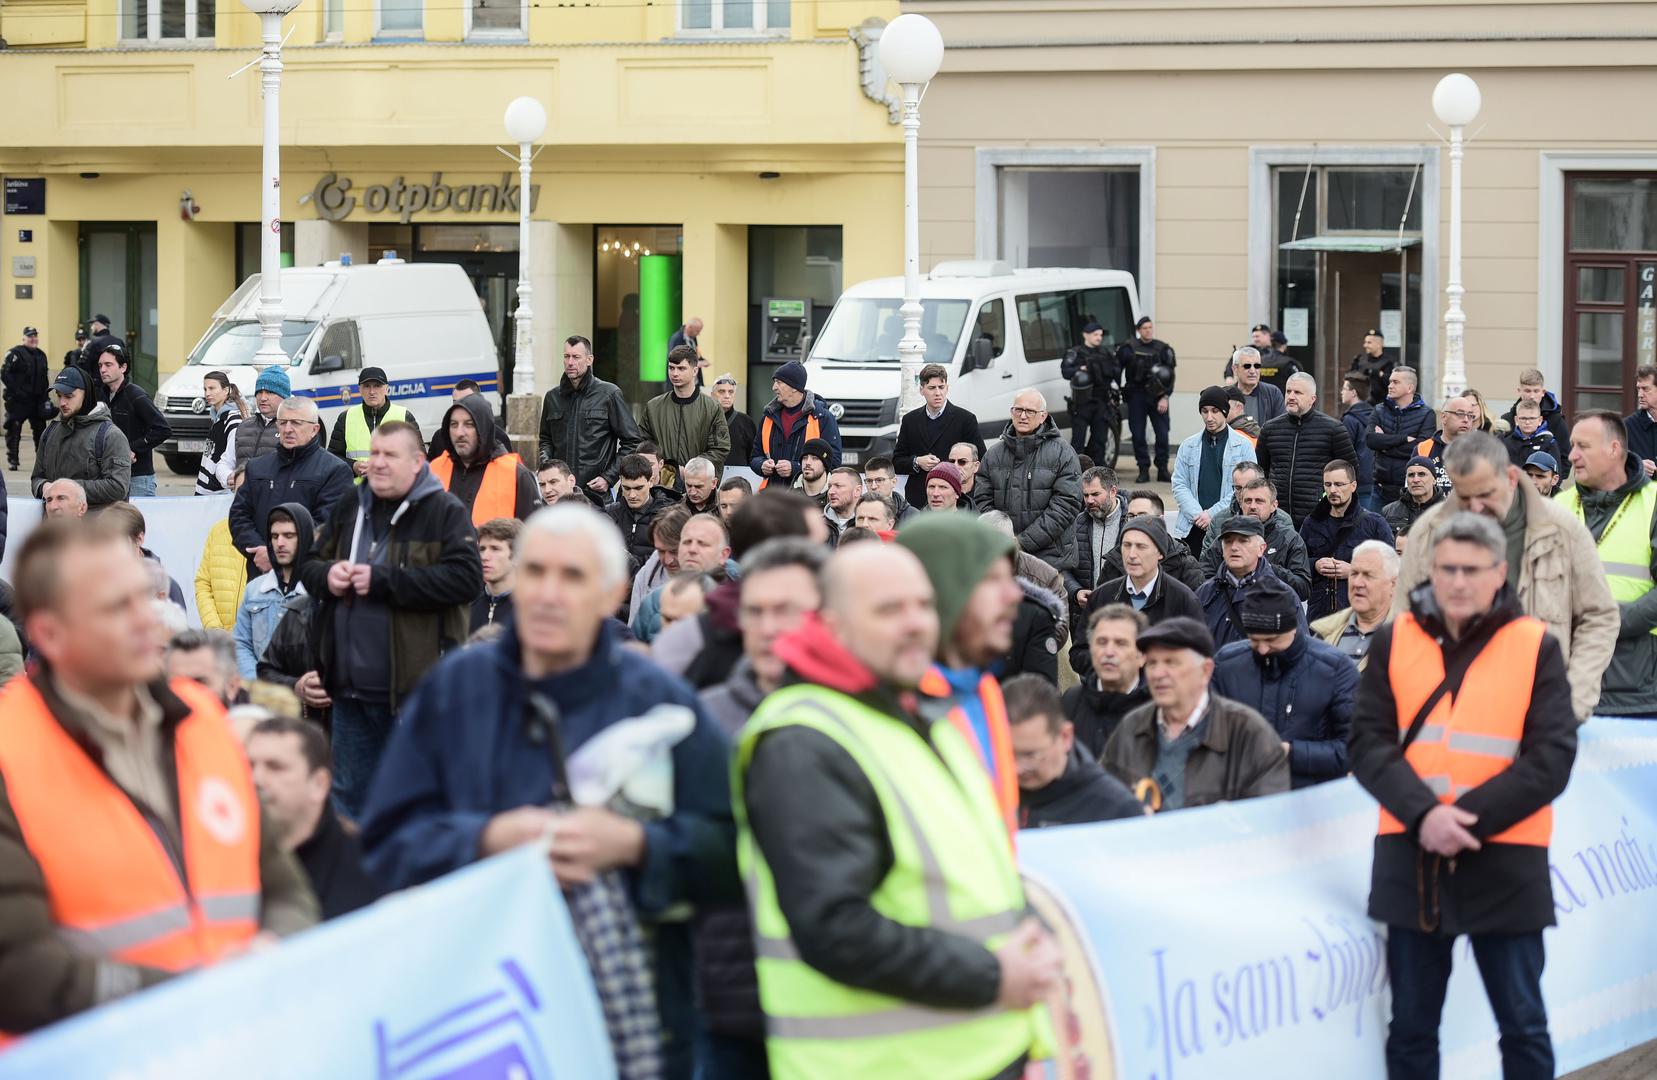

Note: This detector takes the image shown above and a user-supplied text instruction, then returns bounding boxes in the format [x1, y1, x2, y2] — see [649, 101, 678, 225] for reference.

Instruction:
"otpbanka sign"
[302, 172, 542, 224]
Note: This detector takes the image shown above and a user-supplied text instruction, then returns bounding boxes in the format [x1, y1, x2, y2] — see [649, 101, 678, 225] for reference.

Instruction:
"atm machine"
[750, 297, 811, 416]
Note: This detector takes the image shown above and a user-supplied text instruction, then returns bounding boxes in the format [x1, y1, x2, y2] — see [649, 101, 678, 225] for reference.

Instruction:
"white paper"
[1281, 308, 1309, 347]
[1380, 309, 1403, 345]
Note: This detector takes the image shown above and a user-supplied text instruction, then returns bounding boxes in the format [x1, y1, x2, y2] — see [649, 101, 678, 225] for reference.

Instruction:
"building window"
[324, 0, 343, 38]
[1271, 164, 1424, 401]
[467, 0, 523, 37]
[680, 0, 789, 35]
[121, 0, 215, 42]
[377, 0, 422, 39]
[1564, 174, 1657, 415]
[998, 168, 1141, 282]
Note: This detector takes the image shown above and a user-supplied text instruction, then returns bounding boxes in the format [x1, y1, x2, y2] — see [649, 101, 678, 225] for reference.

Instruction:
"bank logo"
[303, 172, 542, 225]
[374, 958, 549, 1080]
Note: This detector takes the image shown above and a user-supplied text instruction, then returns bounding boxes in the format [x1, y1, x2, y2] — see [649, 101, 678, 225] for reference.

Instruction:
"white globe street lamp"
[504, 96, 548, 401]
[879, 14, 944, 418]
[1433, 73, 1481, 401]
[241, 0, 300, 365]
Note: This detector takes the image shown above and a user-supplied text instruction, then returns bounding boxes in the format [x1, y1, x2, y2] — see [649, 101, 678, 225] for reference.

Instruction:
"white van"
[803, 262, 1141, 465]
[155, 260, 499, 474]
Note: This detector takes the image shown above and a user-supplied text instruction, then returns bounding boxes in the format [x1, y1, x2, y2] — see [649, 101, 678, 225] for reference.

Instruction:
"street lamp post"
[1433, 73, 1481, 402]
[503, 97, 547, 403]
[879, 15, 944, 418]
[241, 0, 300, 364]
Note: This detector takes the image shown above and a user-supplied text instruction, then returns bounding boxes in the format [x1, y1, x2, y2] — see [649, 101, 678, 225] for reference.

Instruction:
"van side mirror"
[313, 353, 345, 374]
[968, 337, 994, 372]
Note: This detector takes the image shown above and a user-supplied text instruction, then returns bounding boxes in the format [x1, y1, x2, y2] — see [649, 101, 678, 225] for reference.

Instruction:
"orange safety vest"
[1417, 438, 1437, 459]
[918, 667, 1019, 845]
[1380, 612, 1552, 846]
[429, 451, 522, 526]
[0, 677, 260, 998]
[757, 412, 822, 490]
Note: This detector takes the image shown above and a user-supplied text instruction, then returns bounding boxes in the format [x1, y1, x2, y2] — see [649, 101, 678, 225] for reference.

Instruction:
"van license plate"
[841, 451, 859, 465]
[176, 440, 208, 453]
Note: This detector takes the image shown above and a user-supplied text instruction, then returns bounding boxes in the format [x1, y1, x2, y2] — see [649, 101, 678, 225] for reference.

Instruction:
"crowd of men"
[2, 314, 1654, 1080]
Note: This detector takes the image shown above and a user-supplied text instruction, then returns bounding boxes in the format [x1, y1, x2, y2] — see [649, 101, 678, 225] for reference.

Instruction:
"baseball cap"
[1524, 451, 1560, 474]
[53, 367, 88, 395]
[358, 366, 388, 386]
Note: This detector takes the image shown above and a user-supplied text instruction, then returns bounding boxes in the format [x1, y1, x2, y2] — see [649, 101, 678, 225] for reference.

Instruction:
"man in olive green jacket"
[1393, 431, 1617, 720]
[639, 345, 731, 487]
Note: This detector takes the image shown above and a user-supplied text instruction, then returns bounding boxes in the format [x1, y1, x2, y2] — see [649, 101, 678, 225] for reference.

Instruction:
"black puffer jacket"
[536, 371, 641, 501]
[606, 485, 681, 567]
[1005, 577, 1064, 683]
[972, 417, 1083, 570]
[1061, 676, 1151, 761]
[1366, 395, 1437, 490]
[1255, 408, 1356, 526]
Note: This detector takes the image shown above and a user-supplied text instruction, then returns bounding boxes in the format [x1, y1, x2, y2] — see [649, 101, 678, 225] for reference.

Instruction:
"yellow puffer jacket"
[195, 518, 248, 630]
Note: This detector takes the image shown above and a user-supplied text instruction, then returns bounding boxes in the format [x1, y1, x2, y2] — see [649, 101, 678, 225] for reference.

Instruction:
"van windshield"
[187, 320, 316, 367]
[811, 298, 970, 363]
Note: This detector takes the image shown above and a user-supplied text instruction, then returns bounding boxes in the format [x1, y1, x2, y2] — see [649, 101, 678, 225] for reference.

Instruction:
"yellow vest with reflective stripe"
[733, 683, 1053, 1080]
[1557, 480, 1657, 635]
[343, 402, 410, 483]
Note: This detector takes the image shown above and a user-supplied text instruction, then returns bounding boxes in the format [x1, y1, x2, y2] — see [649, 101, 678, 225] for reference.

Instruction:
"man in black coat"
[1060, 320, 1120, 465]
[93, 340, 172, 497]
[2, 328, 49, 471]
[1350, 511, 1575, 1080]
[1382, 456, 1445, 549]
[1074, 515, 1202, 676]
[1367, 365, 1438, 505]
[1004, 675, 1143, 827]
[76, 313, 120, 386]
[1255, 372, 1356, 527]
[1299, 459, 1396, 620]
[1339, 373, 1380, 511]
[608, 453, 684, 568]
[892, 362, 985, 508]
[1098, 489, 1208, 592]
[246, 717, 380, 918]
[711, 373, 757, 469]
[229, 396, 356, 575]
[1062, 604, 1152, 759]
[1062, 465, 1127, 618]
[1116, 316, 1175, 483]
[537, 334, 641, 506]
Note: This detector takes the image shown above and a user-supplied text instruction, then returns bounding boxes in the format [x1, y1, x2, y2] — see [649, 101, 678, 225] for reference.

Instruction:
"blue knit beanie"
[254, 366, 292, 398]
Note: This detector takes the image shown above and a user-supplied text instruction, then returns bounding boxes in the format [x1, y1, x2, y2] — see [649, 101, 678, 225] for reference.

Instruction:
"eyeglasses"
[276, 419, 317, 429]
[1010, 406, 1042, 417]
[1322, 479, 1355, 489]
[1447, 410, 1478, 420]
[1238, 363, 1261, 370]
[1431, 562, 1498, 579]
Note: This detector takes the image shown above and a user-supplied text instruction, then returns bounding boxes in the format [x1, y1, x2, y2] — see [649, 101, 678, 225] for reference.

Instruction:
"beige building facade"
[908, 0, 1657, 436]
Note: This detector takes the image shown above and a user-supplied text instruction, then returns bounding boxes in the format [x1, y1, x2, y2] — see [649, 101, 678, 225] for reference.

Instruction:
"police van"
[155, 259, 499, 475]
[803, 262, 1141, 464]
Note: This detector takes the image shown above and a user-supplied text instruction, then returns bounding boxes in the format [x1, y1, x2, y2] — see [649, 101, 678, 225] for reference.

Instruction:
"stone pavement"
[1565, 1040, 1657, 1078]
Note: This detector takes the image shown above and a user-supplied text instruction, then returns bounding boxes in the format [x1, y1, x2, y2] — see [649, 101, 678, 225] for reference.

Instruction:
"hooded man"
[30, 366, 132, 509]
[233, 502, 314, 681]
[428, 393, 541, 526]
[296, 420, 482, 818]
[897, 513, 1028, 837]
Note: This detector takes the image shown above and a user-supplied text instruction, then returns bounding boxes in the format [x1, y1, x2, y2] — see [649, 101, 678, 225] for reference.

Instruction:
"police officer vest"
[344, 403, 410, 483]
[1557, 481, 1657, 635]
[734, 683, 1053, 1080]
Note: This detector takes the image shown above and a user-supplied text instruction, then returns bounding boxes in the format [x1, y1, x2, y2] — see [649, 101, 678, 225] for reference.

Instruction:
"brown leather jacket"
[1099, 694, 1290, 811]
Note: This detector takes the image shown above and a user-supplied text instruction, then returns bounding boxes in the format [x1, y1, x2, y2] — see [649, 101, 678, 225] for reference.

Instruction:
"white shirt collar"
[925, 403, 945, 420]
[1158, 691, 1210, 736]
[1125, 571, 1159, 598]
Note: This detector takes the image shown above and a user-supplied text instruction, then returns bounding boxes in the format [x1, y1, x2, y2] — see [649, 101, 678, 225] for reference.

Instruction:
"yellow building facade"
[0, 0, 903, 413]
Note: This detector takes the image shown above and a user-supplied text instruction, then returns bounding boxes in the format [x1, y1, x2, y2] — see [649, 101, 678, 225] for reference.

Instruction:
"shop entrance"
[369, 223, 519, 394]
[79, 222, 159, 392]
[1563, 174, 1657, 415]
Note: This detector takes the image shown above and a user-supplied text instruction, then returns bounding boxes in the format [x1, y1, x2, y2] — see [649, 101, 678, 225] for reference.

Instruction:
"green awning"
[1279, 235, 1422, 253]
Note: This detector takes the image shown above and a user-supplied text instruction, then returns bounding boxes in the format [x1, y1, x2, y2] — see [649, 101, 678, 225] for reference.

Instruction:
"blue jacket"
[360, 620, 739, 1079]
[1502, 426, 1569, 480]
[233, 573, 304, 680]
[1340, 400, 1378, 494]
[1297, 502, 1395, 620]
[1194, 558, 1301, 651]
[1366, 395, 1437, 489]
[1170, 427, 1256, 539]
[228, 433, 355, 560]
[1210, 630, 1356, 788]
[750, 391, 842, 478]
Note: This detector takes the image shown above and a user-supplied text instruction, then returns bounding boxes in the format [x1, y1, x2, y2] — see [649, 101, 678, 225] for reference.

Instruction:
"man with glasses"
[1395, 431, 1617, 722]
[893, 363, 985, 508]
[973, 389, 1084, 572]
[949, 442, 983, 500]
[1298, 459, 1394, 621]
[1228, 347, 1285, 424]
[1351, 511, 1576, 1080]
[1416, 394, 1479, 496]
[229, 395, 353, 574]
[861, 455, 919, 524]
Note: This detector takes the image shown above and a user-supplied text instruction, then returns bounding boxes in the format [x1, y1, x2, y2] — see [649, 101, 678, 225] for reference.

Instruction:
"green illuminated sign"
[638, 254, 683, 382]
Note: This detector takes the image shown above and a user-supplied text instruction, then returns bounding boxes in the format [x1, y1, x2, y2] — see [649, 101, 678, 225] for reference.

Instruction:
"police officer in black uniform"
[1249, 323, 1300, 392]
[78, 313, 120, 388]
[1117, 315, 1176, 483]
[2, 326, 50, 470]
[1348, 328, 1395, 406]
[65, 325, 87, 369]
[1061, 318, 1120, 462]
